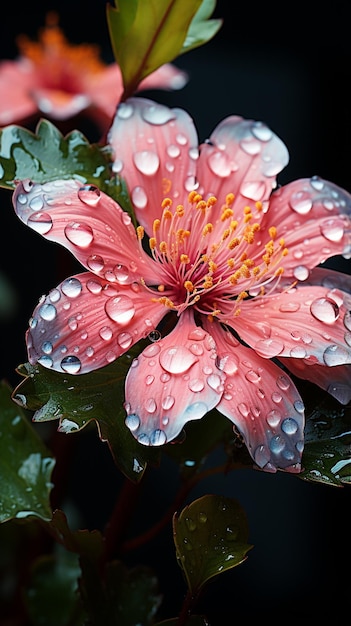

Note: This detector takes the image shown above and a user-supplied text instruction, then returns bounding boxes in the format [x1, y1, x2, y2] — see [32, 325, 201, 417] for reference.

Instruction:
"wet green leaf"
[0, 380, 54, 523]
[107, 0, 221, 98]
[301, 391, 351, 486]
[12, 348, 160, 482]
[24, 547, 86, 626]
[0, 119, 113, 192]
[173, 494, 252, 595]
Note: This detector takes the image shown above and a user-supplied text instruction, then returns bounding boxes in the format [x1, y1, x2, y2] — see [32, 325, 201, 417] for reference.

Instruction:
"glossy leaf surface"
[173, 494, 252, 595]
[0, 380, 54, 523]
[12, 352, 160, 483]
[107, 0, 221, 98]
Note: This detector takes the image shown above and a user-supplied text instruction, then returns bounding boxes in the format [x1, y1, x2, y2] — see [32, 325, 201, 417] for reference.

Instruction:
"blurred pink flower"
[13, 97, 351, 473]
[0, 13, 187, 132]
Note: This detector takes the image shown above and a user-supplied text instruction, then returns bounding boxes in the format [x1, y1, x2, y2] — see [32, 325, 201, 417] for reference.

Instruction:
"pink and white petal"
[107, 97, 199, 235]
[203, 320, 304, 473]
[31, 88, 91, 120]
[0, 60, 38, 124]
[138, 63, 188, 92]
[81, 64, 123, 121]
[13, 179, 159, 285]
[124, 309, 225, 446]
[223, 285, 351, 366]
[26, 272, 166, 374]
[301, 266, 351, 294]
[265, 177, 351, 278]
[279, 357, 351, 405]
[196, 116, 289, 220]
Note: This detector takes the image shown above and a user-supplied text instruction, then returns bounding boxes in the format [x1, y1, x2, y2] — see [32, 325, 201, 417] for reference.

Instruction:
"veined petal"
[124, 309, 225, 446]
[228, 285, 351, 366]
[13, 179, 158, 285]
[107, 97, 199, 235]
[26, 273, 166, 374]
[196, 115, 289, 210]
[279, 358, 351, 406]
[203, 320, 304, 473]
[138, 63, 188, 92]
[264, 177, 351, 277]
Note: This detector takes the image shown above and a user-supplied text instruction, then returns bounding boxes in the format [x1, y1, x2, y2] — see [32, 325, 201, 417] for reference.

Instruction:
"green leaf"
[107, 0, 221, 99]
[24, 547, 86, 626]
[300, 391, 351, 486]
[0, 120, 113, 192]
[180, 0, 223, 55]
[0, 380, 54, 523]
[12, 349, 160, 482]
[173, 494, 252, 595]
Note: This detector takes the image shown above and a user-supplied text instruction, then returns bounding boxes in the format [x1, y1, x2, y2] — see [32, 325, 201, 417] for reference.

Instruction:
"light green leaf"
[0, 120, 113, 193]
[12, 349, 160, 483]
[173, 494, 252, 595]
[107, 0, 221, 98]
[0, 380, 54, 523]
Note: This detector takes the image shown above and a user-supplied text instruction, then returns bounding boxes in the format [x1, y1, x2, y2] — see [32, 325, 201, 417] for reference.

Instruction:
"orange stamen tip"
[161, 197, 172, 209]
[137, 226, 144, 240]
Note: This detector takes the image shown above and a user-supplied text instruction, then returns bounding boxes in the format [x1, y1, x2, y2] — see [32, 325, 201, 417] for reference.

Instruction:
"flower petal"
[279, 358, 351, 405]
[13, 179, 158, 285]
[0, 60, 38, 125]
[26, 273, 166, 374]
[204, 320, 304, 473]
[228, 285, 351, 366]
[124, 310, 225, 446]
[31, 88, 90, 120]
[265, 177, 351, 278]
[196, 115, 289, 208]
[107, 97, 199, 235]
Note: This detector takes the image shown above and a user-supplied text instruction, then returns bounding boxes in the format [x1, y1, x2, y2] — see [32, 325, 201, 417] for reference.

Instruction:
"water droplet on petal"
[64, 222, 94, 247]
[133, 150, 160, 176]
[150, 429, 167, 445]
[254, 338, 284, 358]
[142, 103, 176, 125]
[188, 378, 205, 392]
[320, 218, 345, 242]
[185, 402, 208, 419]
[281, 418, 299, 435]
[310, 297, 340, 324]
[293, 266, 309, 281]
[117, 102, 134, 119]
[39, 303, 57, 321]
[240, 180, 266, 201]
[290, 191, 313, 215]
[266, 409, 281, 428]
[87, 254, 105, 272]
[117, 332, 133, 349]
[125, 413, 140, 431]
[207, 151, 231, 177]
[162, 395, 175, 410]
[78, 185, 101, 206]
[61, 278, 82, 298]
[61, 356, 81, 374]
[159, 346, 197, 374]
[323, 345, 349, 366]
[251, 122, 273, 142]
[145, 398, 157, 413]
[131, 186, 148, 209]
[105, 295, 135, 325]
[28, 212, 53, 234]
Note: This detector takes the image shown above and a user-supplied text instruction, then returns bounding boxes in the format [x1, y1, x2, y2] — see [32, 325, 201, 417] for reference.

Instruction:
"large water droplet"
[78, 185, 101, 206]
[254, 338, 284, 358]
[64, 222, 94, 247]
[131, 186, 148, 209]
[207, 151, 231, 177]
[310, 297, 340, 324]
[323, 344, 349, 366]
[61, 277, 83, 298]
[320, 218, 345, 242]
[60, 356, 81, 374]
[133, 150, 160, 175]
[290, 191, 313, 215]
[159, 346, 197, 374]
[142, 103, 176, 125]
[28, 212, 53, 234]
[125, 413, 140, 431]
[105, 295, 135, 325]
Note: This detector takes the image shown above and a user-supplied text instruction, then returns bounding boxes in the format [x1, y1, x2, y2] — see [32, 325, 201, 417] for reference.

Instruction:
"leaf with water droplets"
[12, 345, 160, 483]
[0, 119, 116, 195]
[173, 494, 252, 595]
[0, 380, 54, 523]
[299, 386, 351, 486]
[107, 0, 222, 99]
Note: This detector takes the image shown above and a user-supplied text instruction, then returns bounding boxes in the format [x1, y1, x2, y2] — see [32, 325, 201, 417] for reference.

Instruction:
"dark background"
[0, 1, 350, 624]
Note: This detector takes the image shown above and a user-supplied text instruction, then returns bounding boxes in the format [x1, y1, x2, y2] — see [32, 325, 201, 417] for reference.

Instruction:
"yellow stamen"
[180, 254, 190, 264]
[162, 197, 172, 209]
[184, 281, 194, 292]
[137, 225, 144, 240]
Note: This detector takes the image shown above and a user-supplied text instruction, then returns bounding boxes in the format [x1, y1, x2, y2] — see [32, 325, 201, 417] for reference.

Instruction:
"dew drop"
[290, 346, 307, 358]
[245, 370, 261, 383]
[293, 266, 309, 281]
[133, 150, 160, 175]
[131, 186, 148, 209]
[145, 398, 157, 413]
[105, 295, 135, 325]
[39, 303, 57, 321]
[159, 346, 197, 374]
[125, 413, 140, 431]
[61, 277, 82, 298]
[320, 218, 345, 242]
[87, 254, 105, 272]
[188, 378, 205, 392]
[28, 212, 53, 234]
[266, 409, 281, 428]
[61, 356, 81, 374]
[310, 297, 340, 324]
[64, 222, 94, 247]
[117, 332, 133, 349]
[207, 151, 231, 177]
[216, 354, 239, 375]
[290, 191, 313, 215]
[117, 102, 134, 119]
[185, 402, 208, 419]
[162, 395, 175, 410]
[78, 185, 101, 206]
[142, 103, 176, 125]
[281, 418, 299, 435]
[254, 338, 284, 358]
[323, 345, 349, 366]
[240, 180, 266, 201]
[150, 429, 167, 445]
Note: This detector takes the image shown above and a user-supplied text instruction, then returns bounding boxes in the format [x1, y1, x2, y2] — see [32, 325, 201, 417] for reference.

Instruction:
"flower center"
[137, 191, 289, 318]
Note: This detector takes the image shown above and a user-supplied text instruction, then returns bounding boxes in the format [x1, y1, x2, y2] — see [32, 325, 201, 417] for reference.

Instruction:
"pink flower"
[0, 13, 187, 131]
[12, 97, 351, 473]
